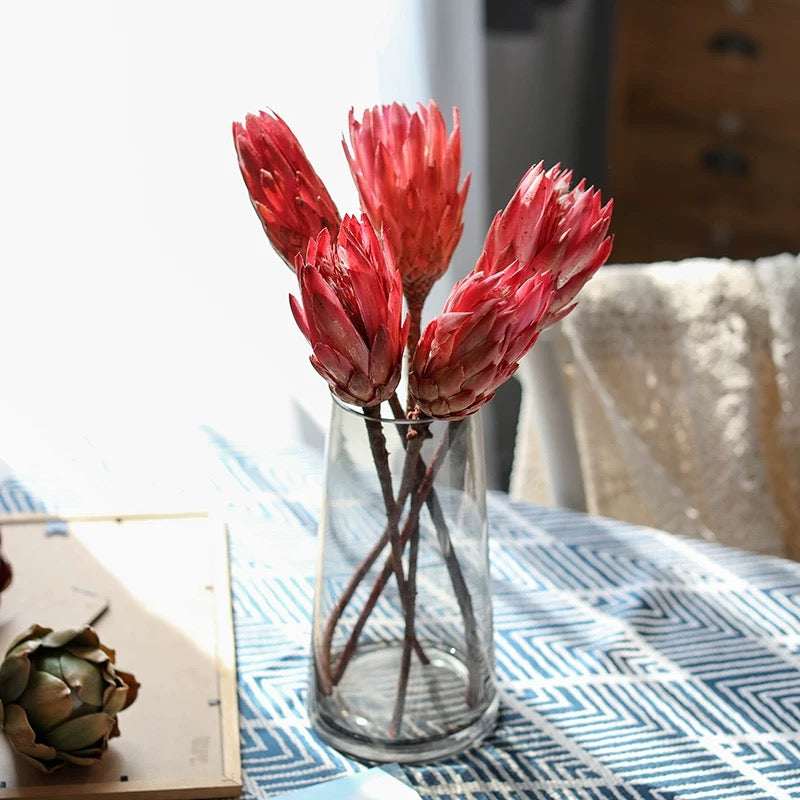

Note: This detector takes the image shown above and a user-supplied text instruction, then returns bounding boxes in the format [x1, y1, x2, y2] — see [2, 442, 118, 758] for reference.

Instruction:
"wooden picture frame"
[0, 515, 241, 799]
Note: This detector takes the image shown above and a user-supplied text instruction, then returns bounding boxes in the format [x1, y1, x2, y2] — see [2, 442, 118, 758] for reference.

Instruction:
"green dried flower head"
[0, 624, 139, 773]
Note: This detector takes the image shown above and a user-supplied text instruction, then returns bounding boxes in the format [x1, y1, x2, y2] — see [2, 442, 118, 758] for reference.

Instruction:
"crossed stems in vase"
[315, 392, 484, 738]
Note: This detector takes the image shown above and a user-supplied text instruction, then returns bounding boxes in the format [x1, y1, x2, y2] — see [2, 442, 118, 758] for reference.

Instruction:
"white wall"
[0, 1, 488, 478]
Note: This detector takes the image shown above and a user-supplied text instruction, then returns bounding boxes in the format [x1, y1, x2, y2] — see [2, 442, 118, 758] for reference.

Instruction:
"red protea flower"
[476, 162, 613, 330]
[409, 264, 555, 420]
[344, 101, 470, 322]
[233, 110, 342, 269]
[290, 215, 409, 407]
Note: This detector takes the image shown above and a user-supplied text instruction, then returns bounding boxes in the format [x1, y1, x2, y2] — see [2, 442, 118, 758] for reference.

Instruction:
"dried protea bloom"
[476, 162, 614, 330]
[410, 264, 555, 420]
[344, 101, 470, 344]
[0, 625, 139, 773]
[290, 215, 409, 407]
[233, 110, 342, 269]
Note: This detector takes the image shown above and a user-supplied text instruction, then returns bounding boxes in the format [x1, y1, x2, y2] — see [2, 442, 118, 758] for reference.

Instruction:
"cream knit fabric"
[510, 254, 800, 559]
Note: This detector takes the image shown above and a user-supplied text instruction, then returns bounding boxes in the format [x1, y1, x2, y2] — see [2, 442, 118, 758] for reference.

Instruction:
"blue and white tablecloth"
[3, 431, 800, 799]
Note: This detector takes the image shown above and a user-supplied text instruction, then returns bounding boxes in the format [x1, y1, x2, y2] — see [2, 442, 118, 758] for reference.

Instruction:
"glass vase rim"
[329, 392, 477, 427]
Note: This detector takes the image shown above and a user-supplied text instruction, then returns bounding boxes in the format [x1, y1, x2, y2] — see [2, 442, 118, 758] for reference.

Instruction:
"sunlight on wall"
[1, 1, 464, 471]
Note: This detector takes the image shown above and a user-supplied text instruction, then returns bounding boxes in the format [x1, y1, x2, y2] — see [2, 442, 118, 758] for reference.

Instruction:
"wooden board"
[0, 517, 241, 799]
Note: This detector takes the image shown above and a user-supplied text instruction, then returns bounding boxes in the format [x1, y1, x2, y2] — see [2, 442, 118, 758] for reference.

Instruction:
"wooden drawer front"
[613, 124, 800, 213]
[610, 123, 800, 262]
[616, 0, 800, 145]
[624, 88, 800, 154]
[610, 203, 800, 263]
[609, 0, 800, 262]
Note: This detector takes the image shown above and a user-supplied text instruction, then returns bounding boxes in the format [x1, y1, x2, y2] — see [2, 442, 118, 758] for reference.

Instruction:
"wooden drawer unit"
[608, 0, 800, 263]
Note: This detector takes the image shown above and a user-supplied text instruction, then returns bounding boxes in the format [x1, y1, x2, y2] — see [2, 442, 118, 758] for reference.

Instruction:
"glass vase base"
[310, 643, 499, 763]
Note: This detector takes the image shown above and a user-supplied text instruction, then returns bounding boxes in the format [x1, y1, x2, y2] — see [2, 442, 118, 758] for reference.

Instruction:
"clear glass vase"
[308, 395, 498, 763]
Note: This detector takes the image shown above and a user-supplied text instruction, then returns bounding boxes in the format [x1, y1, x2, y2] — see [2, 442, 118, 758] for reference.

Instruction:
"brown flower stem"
[426, 466, 485, 707]
[362, 406, 428, 665]
[405, 292, 426, 413]
[388, 414, 485, 706]
[318, 403, 427, 692]
[362, 406, 398, 520]
[316, 529, 390, 695]
[389, 393, 406, 421]
[318, 490, 419, 694]
[330, 423, 428, 685]
[331, 546, 395, 685]
[387, 419, 428, 737]
[363, 406, 405, 582]
[390, 507, 420, 738]
[332, 427, 450, 685]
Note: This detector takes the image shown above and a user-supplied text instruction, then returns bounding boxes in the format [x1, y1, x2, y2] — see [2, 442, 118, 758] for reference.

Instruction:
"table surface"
[3, 433, 800, 800]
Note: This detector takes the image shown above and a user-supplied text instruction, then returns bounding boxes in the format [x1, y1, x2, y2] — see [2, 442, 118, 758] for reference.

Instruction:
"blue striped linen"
[3, 432, 800, 799]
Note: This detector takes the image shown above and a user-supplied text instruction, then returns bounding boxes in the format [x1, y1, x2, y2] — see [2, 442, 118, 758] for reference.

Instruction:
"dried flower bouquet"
[233, 101, 613, 743]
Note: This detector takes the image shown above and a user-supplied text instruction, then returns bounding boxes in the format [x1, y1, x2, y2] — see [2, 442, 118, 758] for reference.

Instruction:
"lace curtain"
[510, 254, 800, 559]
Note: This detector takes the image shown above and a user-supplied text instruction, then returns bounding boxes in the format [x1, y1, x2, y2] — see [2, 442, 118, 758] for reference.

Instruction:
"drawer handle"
[708, 30, 759, 57]
[701, 148, 750, 176]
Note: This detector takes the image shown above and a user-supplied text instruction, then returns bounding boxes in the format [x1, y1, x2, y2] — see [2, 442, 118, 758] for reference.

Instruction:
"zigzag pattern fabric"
[4, 440, 800, 798]
[219, 446, 800, 800]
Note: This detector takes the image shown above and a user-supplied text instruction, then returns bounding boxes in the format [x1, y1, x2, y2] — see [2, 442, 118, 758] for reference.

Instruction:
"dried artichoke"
[0, 624, 139, 772]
